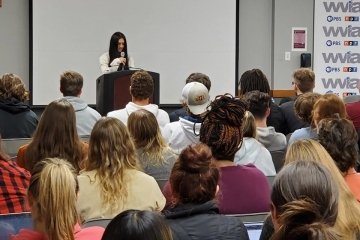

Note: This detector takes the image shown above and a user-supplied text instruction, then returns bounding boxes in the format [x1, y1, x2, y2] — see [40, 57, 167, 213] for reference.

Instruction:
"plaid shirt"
[0, 159, 30, 213]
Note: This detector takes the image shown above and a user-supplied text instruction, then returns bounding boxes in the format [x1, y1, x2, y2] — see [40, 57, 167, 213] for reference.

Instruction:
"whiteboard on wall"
[31, 0, 237, 105]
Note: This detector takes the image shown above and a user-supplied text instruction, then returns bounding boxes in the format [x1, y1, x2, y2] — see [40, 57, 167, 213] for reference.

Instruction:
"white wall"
[0, 0, 29, 88]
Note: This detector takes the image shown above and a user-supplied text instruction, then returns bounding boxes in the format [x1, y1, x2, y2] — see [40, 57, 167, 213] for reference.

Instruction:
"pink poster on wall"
[292, 27, 307, 51]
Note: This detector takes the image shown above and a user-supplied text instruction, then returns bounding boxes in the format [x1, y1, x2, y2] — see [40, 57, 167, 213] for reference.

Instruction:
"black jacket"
[164, 200, 250, 240]
[0, 98, 38, 138]
[267, 102, 286, 134]
[279, 98, 308, 135]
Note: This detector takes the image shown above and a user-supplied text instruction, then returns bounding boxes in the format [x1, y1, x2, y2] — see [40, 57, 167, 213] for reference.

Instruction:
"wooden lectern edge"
[270, 90, 296, 98]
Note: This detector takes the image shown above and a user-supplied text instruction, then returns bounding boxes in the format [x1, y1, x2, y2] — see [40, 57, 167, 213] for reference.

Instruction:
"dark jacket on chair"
[164, 200, 250, 240]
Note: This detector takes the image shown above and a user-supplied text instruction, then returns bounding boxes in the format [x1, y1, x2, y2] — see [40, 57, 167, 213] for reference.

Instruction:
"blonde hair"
[285, 139, 360, 239]
[85, 117, 139, 211]
[127, 109, 171, 166]
[28, 158, 78, 240]
[242, 111, 257, 138]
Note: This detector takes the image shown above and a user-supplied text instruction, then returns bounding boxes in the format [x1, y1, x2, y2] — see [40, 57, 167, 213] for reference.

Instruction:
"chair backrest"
[2, 138, 32, 159]
[226, 212, 270, 223]
[82, 218, 112, 228]
[0, 212, 32, 239]
[270, 149, 286, 173]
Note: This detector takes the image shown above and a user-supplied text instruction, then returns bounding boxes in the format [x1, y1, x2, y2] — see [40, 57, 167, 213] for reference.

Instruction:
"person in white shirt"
[107, 70, 169, 128]
[99, 32, 134, 73]
[234, 111, 276, 176]
[162, 82, 210, 154]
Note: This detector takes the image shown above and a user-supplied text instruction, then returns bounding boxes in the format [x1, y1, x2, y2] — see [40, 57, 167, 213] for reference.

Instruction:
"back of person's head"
[244, 90, 271, 120]
[286, 139, 360, 239]
[28, 158, 78, 240]
[26, 99, 82, 172]
[271, 161, 340, 240]
[102, 210, 172, 240]
[185, 72, 211, 91]
[238, 68, 271, 95]
[318, 118, 358, 173]
[181, 82, 210, 116]
[242, 111, 257, 138]
[0, 73, 29, 102]
[170, 144, 219, 205]
[127, 109, 168, 165]
[294, 92, 321, 125]
[86, 117, 138, 210]
[109, 32, 128, 60]
[200, 94, 247, 160]
[312, 94, 347, 126]
[293, 68, 315, 93]
[130, 70, 154, 100]
[60, 71, 83, 97]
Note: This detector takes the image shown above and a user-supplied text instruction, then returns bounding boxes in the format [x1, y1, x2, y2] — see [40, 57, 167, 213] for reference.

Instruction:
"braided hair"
[200, 94, 247, 160]
[238, 69, 271, 95]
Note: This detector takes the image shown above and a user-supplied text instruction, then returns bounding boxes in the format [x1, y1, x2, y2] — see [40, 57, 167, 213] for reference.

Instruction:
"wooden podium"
[96, 70, 160, 116]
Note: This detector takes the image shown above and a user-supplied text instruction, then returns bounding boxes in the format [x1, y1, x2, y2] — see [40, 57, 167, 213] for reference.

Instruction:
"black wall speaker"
[300, 53, 311, 68]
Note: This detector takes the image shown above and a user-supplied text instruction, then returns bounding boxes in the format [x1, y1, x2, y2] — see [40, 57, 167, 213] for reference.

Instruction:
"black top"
[267, 101, 286, 134]
[0, 98, 38, 138]
[280, 98, 308, 135]
[164, 200, 250, 240]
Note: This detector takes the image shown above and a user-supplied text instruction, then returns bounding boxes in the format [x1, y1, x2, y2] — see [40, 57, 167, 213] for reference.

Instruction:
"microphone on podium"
[117, 52, 125, 71]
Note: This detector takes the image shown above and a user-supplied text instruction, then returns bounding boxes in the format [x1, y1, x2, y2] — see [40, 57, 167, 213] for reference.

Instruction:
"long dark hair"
[108, 32, 129, 69]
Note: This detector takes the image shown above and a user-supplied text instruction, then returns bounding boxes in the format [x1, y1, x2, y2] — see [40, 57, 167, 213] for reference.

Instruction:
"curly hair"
[243, 90, 270, 119]
[238, 69, 270, 95]
[130, 70, 154, 100]
[318, 118, 359, 172]
[294, 92, 321, 124]
[0, 73, 29, 102]
[200, 94, 247, 160]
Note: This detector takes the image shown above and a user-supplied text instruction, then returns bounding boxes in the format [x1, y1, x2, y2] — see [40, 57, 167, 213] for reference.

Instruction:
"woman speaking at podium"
[99, 32, 135, 73]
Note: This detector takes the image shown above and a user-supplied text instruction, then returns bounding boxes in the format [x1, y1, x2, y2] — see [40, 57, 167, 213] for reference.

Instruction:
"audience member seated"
[244, 90, 287, 151]
[199, 94, 271, 214]
[169, 72, 211, 122]
[107, 70, 169, 128]
[77, 117, 165, 222]
[162, 82, 210, 154]
[0, 135, 30, 214]
[234, 111, 275, 176]
[312, 93, 348, 128]
[270, 161, 340, 240]
[318, 117, 360, 202]
[164, 144, 250, 240]
[10, 158, 104, 240]
[102, 210, 172, 240]
[343, 81, 360, 130]
[280, 68, 315, 135]
[238, 69, 285, 133]
[17, 99, 87, 172]
[127, 109, 177, 182]
[288, 92, 321, 144]
[60, 70, 101, 136]
[260, 139, 360, 240]
[0, 73, 38, 138]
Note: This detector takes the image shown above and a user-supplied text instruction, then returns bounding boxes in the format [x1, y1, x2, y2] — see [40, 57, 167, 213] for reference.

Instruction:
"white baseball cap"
[181, 82, 210, 115]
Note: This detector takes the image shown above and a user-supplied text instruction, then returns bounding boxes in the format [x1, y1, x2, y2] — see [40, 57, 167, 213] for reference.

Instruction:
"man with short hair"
[245, 90, 287, 151]
[107, 70, 169, 127]
[162, 82, 210, 154]
[280, 68, 315, 135]
[60, 71, 101, 136]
